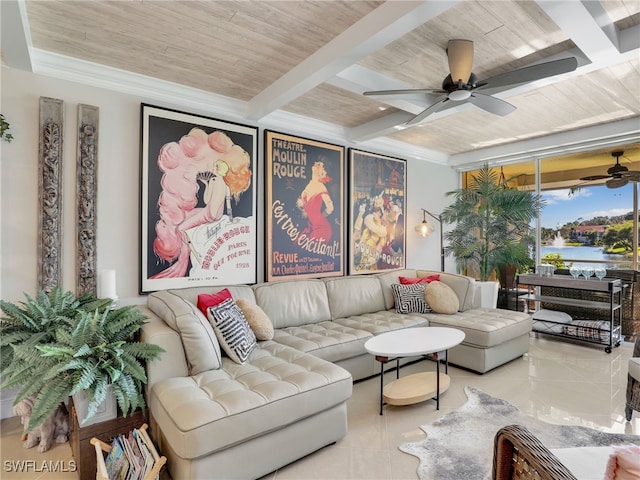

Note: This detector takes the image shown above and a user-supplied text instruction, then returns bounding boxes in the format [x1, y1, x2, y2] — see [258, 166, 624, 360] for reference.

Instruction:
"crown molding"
[30, 49, 247, 121]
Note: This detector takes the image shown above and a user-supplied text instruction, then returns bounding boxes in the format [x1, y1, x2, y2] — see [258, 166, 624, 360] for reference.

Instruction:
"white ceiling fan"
[363, 39, 578, 125]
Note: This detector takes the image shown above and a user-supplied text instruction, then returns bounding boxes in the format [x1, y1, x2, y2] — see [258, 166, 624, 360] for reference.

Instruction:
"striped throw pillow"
[391, 283, 431, 314]
[207, 298, 257, 364]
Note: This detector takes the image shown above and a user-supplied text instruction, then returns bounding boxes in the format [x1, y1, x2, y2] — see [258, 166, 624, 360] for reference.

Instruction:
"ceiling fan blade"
[363, 88, 445, 96]
[570, 179, 600, 190]
[476, 57, 578, 92]
[447, 39, 474, 84]
[405, 96, 449, 125]
[606, 177, 629, 189]
[580, 174, 610, 181]
[468, 93, 516, 116]
[625, 171, 640, 181]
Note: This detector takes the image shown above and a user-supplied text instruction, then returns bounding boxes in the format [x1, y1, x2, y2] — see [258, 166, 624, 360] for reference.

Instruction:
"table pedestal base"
[383, 372, 451, 406]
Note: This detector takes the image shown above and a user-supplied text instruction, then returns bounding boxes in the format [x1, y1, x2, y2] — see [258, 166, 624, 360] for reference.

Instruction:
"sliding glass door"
[461, 147, 639, 272]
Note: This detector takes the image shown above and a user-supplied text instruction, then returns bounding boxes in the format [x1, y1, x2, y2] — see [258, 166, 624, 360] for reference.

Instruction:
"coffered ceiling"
[2, 0, 640, 169]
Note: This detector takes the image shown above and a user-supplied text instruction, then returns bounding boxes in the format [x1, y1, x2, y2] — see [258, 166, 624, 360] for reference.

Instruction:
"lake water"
[540, 245, 630, 269]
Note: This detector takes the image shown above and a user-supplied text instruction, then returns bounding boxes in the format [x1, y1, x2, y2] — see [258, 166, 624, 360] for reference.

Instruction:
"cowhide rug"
[399, 386, 640, 480]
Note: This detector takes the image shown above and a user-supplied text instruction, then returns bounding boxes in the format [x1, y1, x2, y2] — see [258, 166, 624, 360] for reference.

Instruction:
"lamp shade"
[415, 221, 434, 237]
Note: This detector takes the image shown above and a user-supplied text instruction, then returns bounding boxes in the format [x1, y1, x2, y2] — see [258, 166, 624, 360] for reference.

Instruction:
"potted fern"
[1, 289, 164, 429]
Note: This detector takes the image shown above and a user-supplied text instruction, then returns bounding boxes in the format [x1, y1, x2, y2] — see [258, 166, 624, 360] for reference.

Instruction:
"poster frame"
[264, 130, 345, 282]
[140, 104, 258, 293]
[348, 148, 407, 275]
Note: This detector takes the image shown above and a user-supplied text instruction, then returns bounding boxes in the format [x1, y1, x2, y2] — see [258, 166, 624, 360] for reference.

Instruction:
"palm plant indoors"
[441, 164, 544, 284]
[1, 288, 164, 429]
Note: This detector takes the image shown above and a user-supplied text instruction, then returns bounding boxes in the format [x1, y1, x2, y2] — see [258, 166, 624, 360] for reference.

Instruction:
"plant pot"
[498, 264, 517, 289]
[477, 281, 500, 308]
[72, 386, 117, 427]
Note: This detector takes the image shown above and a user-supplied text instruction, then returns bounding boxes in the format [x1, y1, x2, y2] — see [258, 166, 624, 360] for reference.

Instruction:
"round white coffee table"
[364, 327, 465, 415]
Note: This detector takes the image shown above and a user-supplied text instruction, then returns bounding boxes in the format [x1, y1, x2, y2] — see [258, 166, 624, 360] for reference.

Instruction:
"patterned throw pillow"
[206, 298, 257, 364]
[391, 283, 432, 314]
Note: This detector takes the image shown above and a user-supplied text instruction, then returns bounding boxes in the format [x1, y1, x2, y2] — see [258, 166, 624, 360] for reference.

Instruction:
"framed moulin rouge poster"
[265, 130, 344, 282]
[348, 149, 406, 275]
[140, 104, 258, 293]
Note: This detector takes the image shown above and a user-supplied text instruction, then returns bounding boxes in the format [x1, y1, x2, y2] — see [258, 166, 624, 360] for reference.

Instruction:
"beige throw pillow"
[236, 298, 274, 340]
[425, 281, 460, 314]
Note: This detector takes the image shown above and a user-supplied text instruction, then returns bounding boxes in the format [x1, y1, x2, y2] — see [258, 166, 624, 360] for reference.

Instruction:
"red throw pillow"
[399, 274, 440, 285]
[197, 288, 232, 316]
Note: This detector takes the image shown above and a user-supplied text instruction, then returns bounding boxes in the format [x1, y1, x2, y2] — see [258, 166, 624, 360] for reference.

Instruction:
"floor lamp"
[415, 208, 444, 272]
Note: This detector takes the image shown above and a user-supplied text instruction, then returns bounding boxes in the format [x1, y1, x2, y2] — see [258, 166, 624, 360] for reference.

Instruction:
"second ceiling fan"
[363, 39, 578, 125]
[579, 151, 640, 189]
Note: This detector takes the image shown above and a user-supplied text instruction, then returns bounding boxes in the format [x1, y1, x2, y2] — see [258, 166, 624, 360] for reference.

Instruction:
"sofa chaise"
[140, 269, 532, 479]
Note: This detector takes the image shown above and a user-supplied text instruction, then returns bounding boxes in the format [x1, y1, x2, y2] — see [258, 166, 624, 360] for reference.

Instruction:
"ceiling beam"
[245, 0, 460, 121]
[535, 0, 620, 62]
[1, 0, 33, 71]
[619, 24, 640, 54]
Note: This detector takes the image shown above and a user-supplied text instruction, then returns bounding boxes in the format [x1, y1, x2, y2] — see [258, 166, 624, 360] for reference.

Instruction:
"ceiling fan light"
[449, 90, 471, 101]
[447, 39, 474, 86]
[607, 177, 629, 189]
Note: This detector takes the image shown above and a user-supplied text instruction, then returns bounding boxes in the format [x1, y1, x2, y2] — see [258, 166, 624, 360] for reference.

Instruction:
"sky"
[540, 183, 634, 229]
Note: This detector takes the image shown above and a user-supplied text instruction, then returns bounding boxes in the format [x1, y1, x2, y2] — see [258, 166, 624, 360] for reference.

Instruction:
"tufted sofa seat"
[425, 308, 533, 373]
[149, 342, 350, 460]
[140, 269, 532, 479]
[271, 323, 371, 363]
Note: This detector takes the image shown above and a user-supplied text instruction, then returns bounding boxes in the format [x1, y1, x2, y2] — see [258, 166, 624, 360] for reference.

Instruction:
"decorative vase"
[71, 386, 117, 427]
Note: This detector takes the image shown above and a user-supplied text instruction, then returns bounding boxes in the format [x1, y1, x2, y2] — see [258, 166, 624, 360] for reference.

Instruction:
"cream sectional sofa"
[139, 269, 532, 479]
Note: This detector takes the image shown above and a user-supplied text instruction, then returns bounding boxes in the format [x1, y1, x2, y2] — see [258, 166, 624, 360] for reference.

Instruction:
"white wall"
[0, 66, 457, 305]
[405, 159, 456, 272]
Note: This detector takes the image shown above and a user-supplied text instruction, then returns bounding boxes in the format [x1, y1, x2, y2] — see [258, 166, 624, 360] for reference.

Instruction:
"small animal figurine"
[13, 395, 69, 453]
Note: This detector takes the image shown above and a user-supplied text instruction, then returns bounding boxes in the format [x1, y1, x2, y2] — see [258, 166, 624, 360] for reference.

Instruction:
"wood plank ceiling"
[5, 0, 640, 168]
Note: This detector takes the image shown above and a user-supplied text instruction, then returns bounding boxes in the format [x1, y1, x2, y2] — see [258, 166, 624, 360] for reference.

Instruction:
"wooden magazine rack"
[91, 423, 166, 480]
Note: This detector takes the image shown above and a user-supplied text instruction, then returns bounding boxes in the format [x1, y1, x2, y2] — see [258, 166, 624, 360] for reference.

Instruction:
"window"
[461, 146, 639, 271]
[540, 183, 635, 270]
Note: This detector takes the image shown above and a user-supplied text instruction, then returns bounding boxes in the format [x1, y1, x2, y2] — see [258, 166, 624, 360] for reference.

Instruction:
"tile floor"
[1, 335, 638, 480]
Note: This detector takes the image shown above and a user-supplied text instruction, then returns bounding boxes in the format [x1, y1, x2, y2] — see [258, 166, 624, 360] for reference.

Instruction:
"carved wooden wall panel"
[76, 104, 99, 297]
[38, 97, 64, 293]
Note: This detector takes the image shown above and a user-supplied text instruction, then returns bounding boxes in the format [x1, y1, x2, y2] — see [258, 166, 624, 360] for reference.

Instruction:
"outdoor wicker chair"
[492, 425, 577, 480]
[625, 335, 640, 421]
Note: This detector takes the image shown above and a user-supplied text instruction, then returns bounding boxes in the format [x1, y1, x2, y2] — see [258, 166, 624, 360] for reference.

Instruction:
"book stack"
[91, 423, 166, 480]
